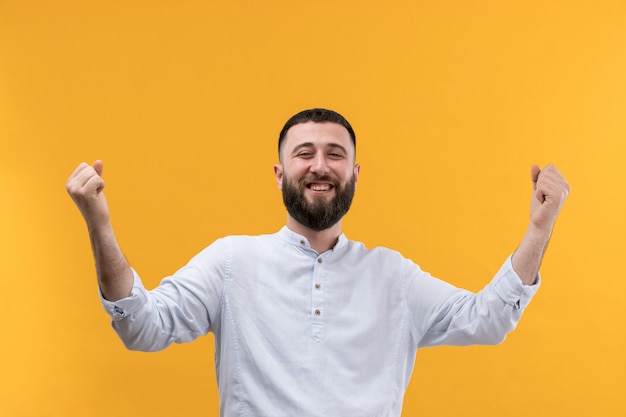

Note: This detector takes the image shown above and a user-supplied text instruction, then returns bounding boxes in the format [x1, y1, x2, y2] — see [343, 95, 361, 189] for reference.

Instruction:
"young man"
[66, 108, 569, 416]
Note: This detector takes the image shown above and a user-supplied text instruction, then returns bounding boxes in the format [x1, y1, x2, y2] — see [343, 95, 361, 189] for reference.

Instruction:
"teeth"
[310, 184, 331, 191]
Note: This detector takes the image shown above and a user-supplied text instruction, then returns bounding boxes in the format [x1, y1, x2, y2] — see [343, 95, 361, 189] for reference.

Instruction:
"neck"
[286, 216, 342, 253]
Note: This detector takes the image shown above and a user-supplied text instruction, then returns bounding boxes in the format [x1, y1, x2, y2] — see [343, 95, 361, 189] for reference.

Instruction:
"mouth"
[304, 181, 336, 195]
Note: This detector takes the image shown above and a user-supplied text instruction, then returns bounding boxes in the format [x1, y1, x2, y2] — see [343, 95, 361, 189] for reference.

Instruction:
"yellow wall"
[1, 1, 624, 416]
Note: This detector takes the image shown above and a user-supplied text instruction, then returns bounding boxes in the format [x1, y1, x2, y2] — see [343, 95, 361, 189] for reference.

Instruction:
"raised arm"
[66, 160, 133, 301]
[512, 164, 570, 285]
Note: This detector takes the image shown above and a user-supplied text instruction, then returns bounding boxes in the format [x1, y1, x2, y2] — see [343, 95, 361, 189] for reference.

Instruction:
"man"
[66, 108, 569, 416]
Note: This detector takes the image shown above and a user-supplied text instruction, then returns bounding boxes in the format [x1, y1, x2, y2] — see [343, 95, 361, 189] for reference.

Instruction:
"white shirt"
[101, 226, 539, 417]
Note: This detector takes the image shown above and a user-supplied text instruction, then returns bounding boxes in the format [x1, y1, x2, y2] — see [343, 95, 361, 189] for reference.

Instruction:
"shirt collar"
[278, 226, 348, 255]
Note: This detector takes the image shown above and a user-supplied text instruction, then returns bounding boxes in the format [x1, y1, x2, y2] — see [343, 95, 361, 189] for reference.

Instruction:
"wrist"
[85, 216, 113, 234]
[525, 222, 553, 247]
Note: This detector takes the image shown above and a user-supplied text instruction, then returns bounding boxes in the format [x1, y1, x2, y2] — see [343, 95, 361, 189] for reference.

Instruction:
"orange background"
[1, 1, 625, 416]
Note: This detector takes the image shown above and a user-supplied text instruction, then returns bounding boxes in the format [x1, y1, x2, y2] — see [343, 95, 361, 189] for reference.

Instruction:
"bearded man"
[66, 108, 570, 417]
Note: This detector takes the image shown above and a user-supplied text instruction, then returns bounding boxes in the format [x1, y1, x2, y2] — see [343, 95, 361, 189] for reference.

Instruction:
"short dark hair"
[278, 108, 356, 160]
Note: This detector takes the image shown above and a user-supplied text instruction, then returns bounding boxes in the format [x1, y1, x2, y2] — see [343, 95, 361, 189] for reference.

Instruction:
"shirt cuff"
[99, 269, 148, 322]
[493, 255, 541, 310]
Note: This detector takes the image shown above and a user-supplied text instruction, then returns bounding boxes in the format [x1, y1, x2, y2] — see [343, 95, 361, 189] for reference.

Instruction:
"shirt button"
[317, 258, 323, 264]
[300, 240, 305, 245]
[315, 283, 321, 290]
[314, 309, 321, 316]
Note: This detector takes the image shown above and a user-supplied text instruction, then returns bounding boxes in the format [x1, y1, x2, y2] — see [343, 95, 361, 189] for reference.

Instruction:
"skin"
[274, 121, 360, 253]
[511, 163, 570, 284]
[66, 160, 133, 301]
[66, 121, 569, 301]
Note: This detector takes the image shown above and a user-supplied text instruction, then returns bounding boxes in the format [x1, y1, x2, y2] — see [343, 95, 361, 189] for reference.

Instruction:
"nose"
[310, 152, 330, 175]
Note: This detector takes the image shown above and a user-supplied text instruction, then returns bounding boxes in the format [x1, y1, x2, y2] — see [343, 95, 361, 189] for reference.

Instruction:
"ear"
[353, 163, 361, 185]
[274, 164, 284, 190]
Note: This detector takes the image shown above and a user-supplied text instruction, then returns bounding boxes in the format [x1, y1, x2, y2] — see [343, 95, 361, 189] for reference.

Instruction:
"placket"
[310, 254, 326, 342]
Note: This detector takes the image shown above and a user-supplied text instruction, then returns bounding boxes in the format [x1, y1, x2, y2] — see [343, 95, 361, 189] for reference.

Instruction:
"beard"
[282, 173, 356, 231]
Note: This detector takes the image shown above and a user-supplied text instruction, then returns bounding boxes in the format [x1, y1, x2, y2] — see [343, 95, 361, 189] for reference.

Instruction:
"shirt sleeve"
[99, 237, 230, 352]
[406, 255, 540, 348]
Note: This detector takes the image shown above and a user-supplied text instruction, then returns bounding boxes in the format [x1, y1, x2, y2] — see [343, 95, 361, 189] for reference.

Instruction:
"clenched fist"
[66, 160, 110, 229]
[529, 164, 570, 233]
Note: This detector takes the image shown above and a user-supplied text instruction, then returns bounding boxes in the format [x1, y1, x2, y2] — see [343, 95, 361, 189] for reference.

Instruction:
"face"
[274, 121, 360, 231]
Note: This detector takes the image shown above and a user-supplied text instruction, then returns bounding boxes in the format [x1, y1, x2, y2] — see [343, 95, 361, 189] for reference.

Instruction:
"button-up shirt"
[101, 227, 539, 417]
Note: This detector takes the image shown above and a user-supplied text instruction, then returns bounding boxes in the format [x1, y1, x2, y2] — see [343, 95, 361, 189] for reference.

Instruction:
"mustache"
[298, 174, 340, 187]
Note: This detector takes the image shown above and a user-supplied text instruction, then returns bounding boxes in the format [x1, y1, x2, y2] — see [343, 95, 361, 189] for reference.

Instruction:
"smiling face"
[275, 121, 361, 232]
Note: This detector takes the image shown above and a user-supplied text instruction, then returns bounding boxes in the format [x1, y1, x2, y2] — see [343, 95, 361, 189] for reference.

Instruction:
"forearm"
[66, 161, 134, 301]
[512, 224, 552, 285]
[512, 164, 570, 285]
[89, 222, 133, 301]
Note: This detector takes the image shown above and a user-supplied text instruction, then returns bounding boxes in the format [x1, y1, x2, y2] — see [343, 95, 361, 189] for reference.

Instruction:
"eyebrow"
[291, 142, 349, 155]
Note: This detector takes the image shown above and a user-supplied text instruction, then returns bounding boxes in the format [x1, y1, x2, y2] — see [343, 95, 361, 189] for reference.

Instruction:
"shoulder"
[343, 236, 402, 256]
[220, 231, 282, 248]
[198, 231, 282, 256]
[183, 232, 281, 271]
[343, 238, 414, 269]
